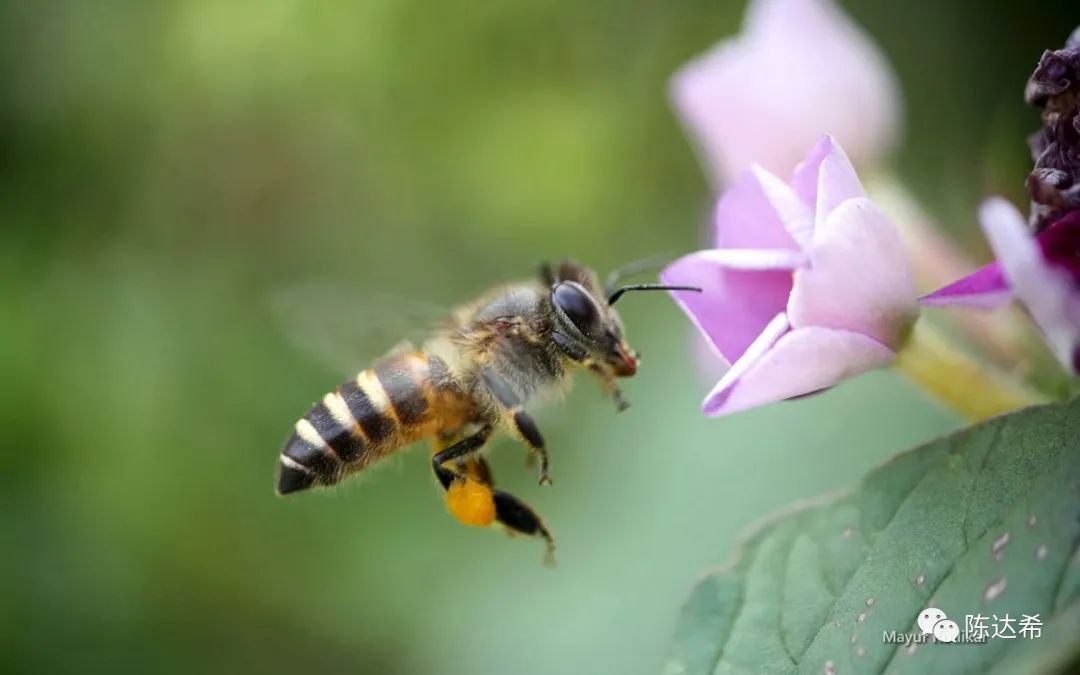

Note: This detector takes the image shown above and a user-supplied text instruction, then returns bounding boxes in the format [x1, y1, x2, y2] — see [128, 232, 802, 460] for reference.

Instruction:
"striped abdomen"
[276, 352, 469, 495]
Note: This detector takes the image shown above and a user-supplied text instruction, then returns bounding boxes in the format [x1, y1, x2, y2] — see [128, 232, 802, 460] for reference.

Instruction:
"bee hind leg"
[432, 428, 496, 527]
[493, 488, 556, 566]
[469, 456, 556, 566]
[433, 447, 555, 565]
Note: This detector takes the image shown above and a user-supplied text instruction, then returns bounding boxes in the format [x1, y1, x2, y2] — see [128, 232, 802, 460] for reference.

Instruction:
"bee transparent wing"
[267, 282, 452, 378]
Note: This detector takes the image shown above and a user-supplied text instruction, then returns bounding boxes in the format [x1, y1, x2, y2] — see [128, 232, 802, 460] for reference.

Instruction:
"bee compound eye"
[552, 282, 599, 333]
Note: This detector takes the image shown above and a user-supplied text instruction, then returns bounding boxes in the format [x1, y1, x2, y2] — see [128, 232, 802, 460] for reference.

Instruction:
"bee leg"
[459, 455, 494, 486]
[493, 489, 557, 567]
[612, 388, 630, 412]
[553, 333, 629, 410]
[511, 409, 550, 486]
[434, 423, 494, 466]
[431, 426, 492, 481]
[462, 454, 556, 564]
[432, 428, 498, 528]
[584, 360, 630, 412]
[554, 331, 630, 411]
[432, 452, 555, 563]
[481, 367, 551, 486]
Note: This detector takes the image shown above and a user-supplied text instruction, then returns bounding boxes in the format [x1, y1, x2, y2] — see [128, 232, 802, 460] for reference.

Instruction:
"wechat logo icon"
[917, 607, 959, 643]
[917, 608, 946, 635]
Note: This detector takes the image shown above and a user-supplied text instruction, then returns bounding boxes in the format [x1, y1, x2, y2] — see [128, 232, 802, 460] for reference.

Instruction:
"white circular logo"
[917, 607, 947, 635]
[933, 619, 960, 643]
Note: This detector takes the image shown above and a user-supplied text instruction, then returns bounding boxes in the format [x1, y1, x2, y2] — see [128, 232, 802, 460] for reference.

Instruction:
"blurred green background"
[2, 1, 1077, 673]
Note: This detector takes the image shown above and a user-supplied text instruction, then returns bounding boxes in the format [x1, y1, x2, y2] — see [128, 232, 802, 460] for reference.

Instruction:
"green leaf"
[666, 397, 1080, 675]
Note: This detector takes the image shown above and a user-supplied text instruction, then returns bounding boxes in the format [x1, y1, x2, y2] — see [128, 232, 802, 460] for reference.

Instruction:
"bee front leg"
[583, 362, 630, 412]
[552, 331, 628, 411]
[481, 367, 551, 486]
[609, 386, 630, 412]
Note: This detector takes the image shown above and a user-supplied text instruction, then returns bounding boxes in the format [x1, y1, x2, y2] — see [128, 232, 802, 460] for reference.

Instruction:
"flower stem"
[894, 321, 1048, 420]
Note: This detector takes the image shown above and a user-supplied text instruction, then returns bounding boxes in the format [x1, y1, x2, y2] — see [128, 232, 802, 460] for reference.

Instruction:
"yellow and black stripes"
[276, 418, 341, 494]
[308, 393, 366, 463]
[338, 375, 393, 445]
[277, 352, 468, 495]
[374, 358, 428, 424]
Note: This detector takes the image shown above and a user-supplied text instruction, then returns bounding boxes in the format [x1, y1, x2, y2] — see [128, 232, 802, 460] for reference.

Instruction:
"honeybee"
[276, 260, 699, 561]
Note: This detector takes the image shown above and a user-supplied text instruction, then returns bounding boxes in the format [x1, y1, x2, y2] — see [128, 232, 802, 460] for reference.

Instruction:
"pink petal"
[670, 0, 900, 186]
[692, 248, 809, 269]
[662, 252, 797, 365]
[703, 312, 790, 411]
[748, 164, 815, 248]
[670, 39, 760, 187]
[713, 167, 803, 251]
[743, 0, 901, 172]
[704, 325, 896, 416]
[980, 198, 1080, 372]
[787, 197, 919, 349]
[919, 261, 1012, 309]
[790, 135, 867, 227]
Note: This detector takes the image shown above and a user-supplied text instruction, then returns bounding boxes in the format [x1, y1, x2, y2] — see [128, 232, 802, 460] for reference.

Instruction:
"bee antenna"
[604, 254, 673, 296]
[607, 284, 701, 306]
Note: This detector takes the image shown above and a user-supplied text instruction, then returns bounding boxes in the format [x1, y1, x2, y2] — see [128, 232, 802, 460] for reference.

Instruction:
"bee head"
[543, 260, 700, 378]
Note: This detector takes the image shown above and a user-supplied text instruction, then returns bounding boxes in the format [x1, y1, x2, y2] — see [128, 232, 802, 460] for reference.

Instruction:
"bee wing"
[267, 282, 452, 378]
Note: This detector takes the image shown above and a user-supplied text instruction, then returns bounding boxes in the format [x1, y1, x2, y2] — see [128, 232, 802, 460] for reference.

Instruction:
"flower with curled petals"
[662, 136, 918, 416]
[671, 0, 900, 186]
[668, 0, 1032, 374]
[923, 199, 1080, 374]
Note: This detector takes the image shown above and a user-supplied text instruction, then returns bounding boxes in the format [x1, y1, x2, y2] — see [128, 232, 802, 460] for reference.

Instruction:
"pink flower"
[662, 136, 919, 416]
[671, 0, 900, 186]
[922, 199, 1080, 373]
